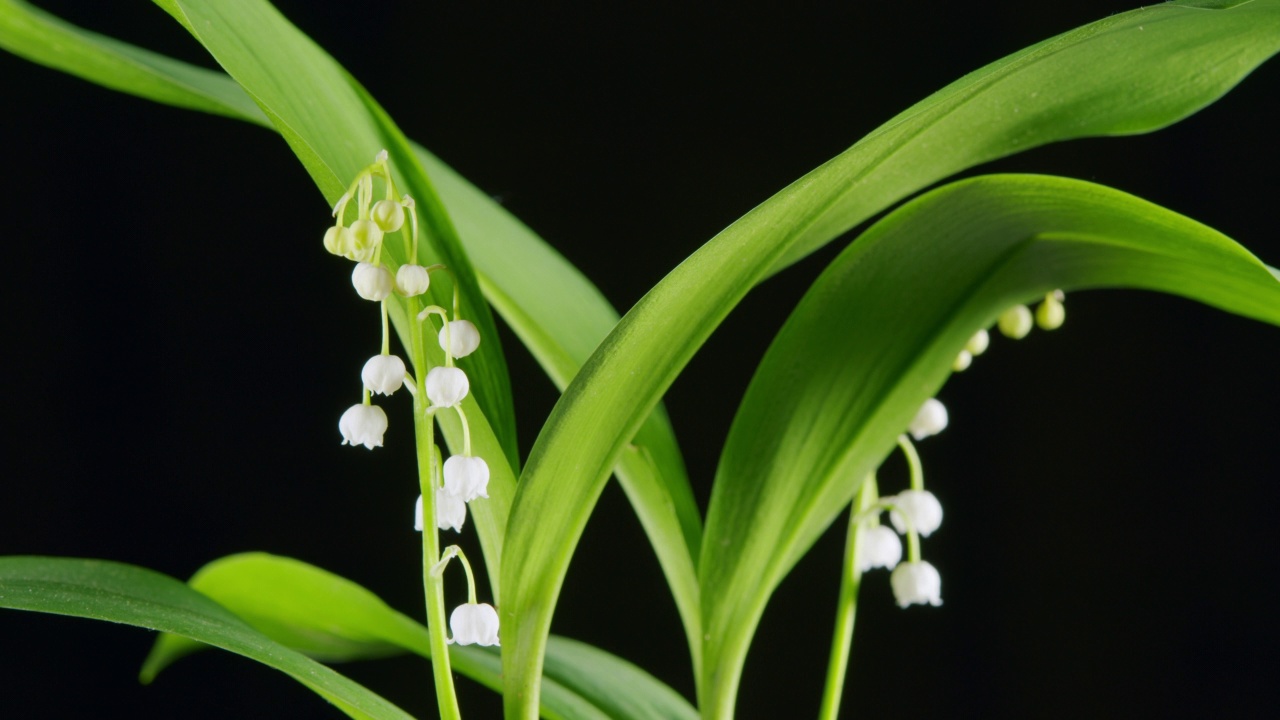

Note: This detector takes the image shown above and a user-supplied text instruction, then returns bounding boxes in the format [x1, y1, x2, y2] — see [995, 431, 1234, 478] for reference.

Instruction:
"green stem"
[818, 477, 876, 720]
[897, 434, 924, 492]
[409, 295, 461, 720]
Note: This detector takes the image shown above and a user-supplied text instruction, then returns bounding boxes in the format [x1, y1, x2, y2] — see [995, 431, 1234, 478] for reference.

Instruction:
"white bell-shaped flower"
[436, 488, 467, 533]
[362, 354, 406, 395]
[856, 525, 902, 572]
[352, 262, 393, 301]
[885, 489, 944, 537]
[372, 199, 405, 232]
[890, 560, 943, 608]
[444, 455, 490, 501]
[426, 366, 470, 407]
[396, 264, 430, 297]
[907, 398, 948, 441]
[998, 304, 1033, 339]
[339, 404, 387, 450]
[448, 602, 500, 646]
[438, 320, 481, 359]
[965, 328, 990, 356]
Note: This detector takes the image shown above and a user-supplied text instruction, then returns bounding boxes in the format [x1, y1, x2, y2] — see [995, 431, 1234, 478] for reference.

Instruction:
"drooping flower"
[362, 354, 406, 396]
[323, 225, 355, 257]
[907, 398, 948, 441]
[448, 602, 500, 646]
[426, 366, 470, 407]
[339, 404, 388, 449]
[438, 320, 481, 359]
[436, 488, 467, 533]
[998, 304, 1033, 339]
[348, 219, 383, 262]
[352, 262, 393, 301]
[395, 264, 430, 297]
[890, 560, 943, 608]
[885, 489, 944, 537]
[444, 455, 490, 501]
[372, 199, 405, 232]
[856, 525, 902, 572]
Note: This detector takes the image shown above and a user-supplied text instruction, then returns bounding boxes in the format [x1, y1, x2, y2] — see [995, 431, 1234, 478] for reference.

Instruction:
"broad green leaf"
[146, 0, 517, 595]
[0, 1, 702, 631]
[699, 174, 1280, 716]
[0, 556, 412, 720]
[0, 0, 267, 126]
[500, 3, 1280, 714]
[140, 553, 698, 720]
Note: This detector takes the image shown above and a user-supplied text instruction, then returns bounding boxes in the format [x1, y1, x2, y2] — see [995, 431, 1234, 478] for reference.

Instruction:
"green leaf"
[140, 553, 697, 720]
[0, 556, 413, 720]
[0, 0, 267, 126]
[699, 173, 1280, 715]
[499, 2, 1280, 713]
[0, 0, 702, 648]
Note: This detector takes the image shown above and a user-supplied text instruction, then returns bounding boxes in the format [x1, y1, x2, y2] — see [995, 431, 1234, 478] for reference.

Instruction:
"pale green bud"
[372, 199, 405, 233]
[1036, 290, 1066, 331]
[347, 219, 383, 262]
[998, 305, 1033, 339]
[323, 225, 355, 257]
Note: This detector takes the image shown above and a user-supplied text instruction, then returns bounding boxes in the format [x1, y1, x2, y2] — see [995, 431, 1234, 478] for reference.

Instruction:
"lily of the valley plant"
[2, 1, 1279, 718]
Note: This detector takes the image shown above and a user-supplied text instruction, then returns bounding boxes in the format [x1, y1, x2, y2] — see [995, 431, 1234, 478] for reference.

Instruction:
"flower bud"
[362, 354, 406, 396]
[856, 525, 902, 572]
[444, 455, 490, 501]
[323, 225, 355, 257]
[426, 366, 470, 407]
[965, 328, 990, 356]
[348, 219, 383, 261]
[885, 489, 944, 537]
[907, 398, 948, 441]
[352, 262, 393, 301]
[439, 320, 481, 359]
[436, 489, 467, 532]
[372, 199, 405, 232]
[396, 264, 430, 297]
[339, 404, 388, 450]
[998, 304, 1033, 339]
[952, 350, 972, 372]
[1036, 290, 1066, 331]
[448, 602, 500, 646]
[890, 560, 943, 608]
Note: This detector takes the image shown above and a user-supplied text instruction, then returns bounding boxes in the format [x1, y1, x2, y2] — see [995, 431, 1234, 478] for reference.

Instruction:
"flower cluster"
[853, 399, 948, 608]
[326, 150, 497, 646]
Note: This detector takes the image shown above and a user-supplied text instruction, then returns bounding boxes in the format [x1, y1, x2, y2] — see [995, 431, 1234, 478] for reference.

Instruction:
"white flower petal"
[395, 264, 430, 297]
[856, 525, 902, 572]
[361, 354, 406, 396]
[414, 495, 424, 532]
[339, 404, 387, 450]
[886, 489, 944, 537]
[426, 366, 470, 407]
[351, 262, 393, 301]
[438, 320, 481, 359]
[436, 488, 467, 533]
[908, 398, 948, 441]
[449, 602, 500, 646]
[444, 455, 490, 502]
[890, 560, 943, 608]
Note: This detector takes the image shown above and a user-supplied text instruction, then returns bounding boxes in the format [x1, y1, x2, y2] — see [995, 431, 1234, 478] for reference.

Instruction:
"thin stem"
[454, 547, 479, 605]
[818, 476, 877, 720]
[897, 434, 924, 492]
[408, 295, 461, 720]
[455, 405, 472, 456]
[380, 301, 391, 356]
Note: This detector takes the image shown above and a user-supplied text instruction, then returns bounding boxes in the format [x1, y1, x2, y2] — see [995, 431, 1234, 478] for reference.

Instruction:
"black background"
[2, 1, 1279, 718]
